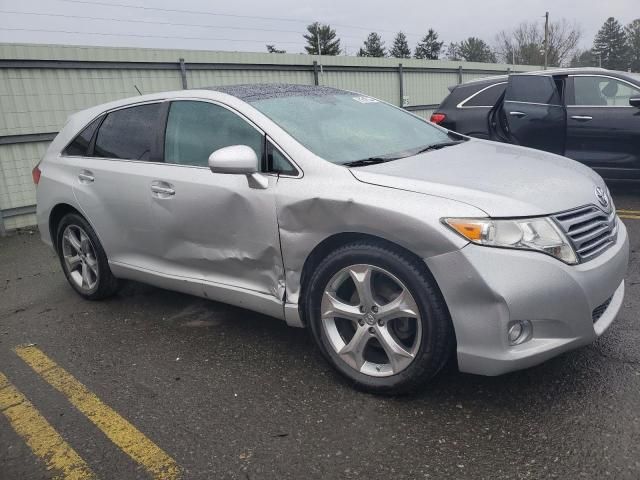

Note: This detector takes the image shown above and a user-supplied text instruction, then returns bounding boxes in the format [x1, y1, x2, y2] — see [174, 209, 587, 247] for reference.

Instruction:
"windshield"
[251, 93, 452, 164]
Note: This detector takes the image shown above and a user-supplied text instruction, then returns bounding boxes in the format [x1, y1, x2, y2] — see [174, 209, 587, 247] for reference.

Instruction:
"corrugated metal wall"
[0, 43, 537, 232]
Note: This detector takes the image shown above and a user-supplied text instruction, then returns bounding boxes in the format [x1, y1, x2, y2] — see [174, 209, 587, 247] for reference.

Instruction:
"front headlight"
[443, 216, 578, 265]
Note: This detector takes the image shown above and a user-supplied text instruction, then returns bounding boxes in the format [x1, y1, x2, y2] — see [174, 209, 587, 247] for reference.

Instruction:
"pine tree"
[303, 22, 341, 56]
[626, 19, 640, 72]
[457, 37, 496, 63]
[414, 29, 443, 60]
[390, 32, 411, 58]
[357, 32, 386, 57]
[592, 17, 629, 70]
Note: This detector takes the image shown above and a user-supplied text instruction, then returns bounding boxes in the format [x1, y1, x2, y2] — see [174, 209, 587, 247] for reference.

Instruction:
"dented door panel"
[148, 165, 285, 300]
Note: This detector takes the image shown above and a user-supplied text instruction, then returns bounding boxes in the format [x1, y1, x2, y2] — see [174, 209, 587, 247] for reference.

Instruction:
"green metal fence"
[0, 43, 537, 232]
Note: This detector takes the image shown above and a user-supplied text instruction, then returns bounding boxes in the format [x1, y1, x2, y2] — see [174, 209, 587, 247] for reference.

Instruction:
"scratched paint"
[0, 371, 96, 480]
[15, 345, 181, 480]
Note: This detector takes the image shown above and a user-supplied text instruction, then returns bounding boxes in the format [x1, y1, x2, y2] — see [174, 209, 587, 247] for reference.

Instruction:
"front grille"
[592, 297, 612, 323]
[553, 205, 617, 262]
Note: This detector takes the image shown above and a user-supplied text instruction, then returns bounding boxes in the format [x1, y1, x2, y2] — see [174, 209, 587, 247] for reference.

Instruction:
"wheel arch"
[48, 203, 84, 253]
[297, 232, 451, 328]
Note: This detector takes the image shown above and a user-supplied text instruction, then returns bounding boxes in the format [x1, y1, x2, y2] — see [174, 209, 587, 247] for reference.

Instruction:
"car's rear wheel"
[56, 213, 119, 300]
[306, 242, 455, 395]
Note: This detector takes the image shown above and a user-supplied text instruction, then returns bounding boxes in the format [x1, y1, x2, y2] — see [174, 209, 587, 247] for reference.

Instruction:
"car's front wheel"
[56, 213, 119, 300]
[306, 241, 455, 395]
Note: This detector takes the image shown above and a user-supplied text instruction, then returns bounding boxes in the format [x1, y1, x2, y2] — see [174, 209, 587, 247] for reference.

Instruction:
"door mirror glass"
[208, 145, 259, 174]
[630, 97, 640, 108]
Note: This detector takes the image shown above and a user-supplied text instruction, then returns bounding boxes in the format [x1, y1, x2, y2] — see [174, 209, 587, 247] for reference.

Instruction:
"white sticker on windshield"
[353, 96, 379, 104]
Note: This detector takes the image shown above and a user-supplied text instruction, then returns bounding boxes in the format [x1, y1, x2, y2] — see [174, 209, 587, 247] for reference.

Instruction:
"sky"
[0, 0, 636, 56]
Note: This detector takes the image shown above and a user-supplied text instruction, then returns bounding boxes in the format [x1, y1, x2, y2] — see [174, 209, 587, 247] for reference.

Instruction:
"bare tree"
[266, 45, 286, 54]
[495, 19, 581, 66]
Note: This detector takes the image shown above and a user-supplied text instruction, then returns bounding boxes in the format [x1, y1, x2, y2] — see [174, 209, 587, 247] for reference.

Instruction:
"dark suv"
[431, 68, 640, 180]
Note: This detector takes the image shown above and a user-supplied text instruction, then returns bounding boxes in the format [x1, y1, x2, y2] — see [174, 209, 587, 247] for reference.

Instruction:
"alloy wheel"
[61, 225, 99, 292]
[321, 264, 422, 377]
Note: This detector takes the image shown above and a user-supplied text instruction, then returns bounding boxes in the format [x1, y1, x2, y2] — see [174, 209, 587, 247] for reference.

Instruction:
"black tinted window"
[506, 76, 561, 105]
[463, 83, 507, 107]
[164, 101, 264, 167]
[94, 103, 161, 160]
[63, 116, 102, 156]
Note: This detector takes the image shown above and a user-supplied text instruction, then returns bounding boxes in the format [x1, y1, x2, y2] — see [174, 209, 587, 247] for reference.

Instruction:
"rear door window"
[94, 103, 162, 160]
[506, 75, 561, 105]
[63, 116, 102, 156]
[462, 83, 507, 107]
[164, 100, 264, 167]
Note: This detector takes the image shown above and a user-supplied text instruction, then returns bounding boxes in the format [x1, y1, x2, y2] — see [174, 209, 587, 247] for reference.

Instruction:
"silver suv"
[35, 84, 629, 394]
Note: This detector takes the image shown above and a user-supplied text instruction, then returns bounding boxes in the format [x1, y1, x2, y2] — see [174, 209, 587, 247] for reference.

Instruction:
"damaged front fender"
[275, 166, 484, 325]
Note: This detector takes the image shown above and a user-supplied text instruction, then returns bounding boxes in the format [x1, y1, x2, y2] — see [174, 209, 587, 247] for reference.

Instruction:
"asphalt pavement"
[1, 185, 639, 480]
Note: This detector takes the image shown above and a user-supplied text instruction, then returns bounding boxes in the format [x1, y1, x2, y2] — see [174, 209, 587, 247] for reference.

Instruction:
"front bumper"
[426, 217, 629, 376]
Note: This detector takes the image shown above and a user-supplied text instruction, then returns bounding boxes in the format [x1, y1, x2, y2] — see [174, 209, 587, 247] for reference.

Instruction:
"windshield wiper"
[342, 157, 399, 167]
[412, 140, 466, 155]
[343, 139, 466, 167]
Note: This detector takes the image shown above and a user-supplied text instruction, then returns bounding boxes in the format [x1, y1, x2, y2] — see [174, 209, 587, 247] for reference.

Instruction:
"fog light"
[507, 320, 532, 346]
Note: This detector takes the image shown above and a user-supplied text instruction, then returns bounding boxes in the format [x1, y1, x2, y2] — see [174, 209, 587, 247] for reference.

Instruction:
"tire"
[305, 241, 455, 395]
[55, 213, 119, 300]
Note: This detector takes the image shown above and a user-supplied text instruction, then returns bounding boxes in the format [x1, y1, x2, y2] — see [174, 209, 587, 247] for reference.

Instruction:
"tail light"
[430, 113, 446, 124]
[32, 163, 41, 185]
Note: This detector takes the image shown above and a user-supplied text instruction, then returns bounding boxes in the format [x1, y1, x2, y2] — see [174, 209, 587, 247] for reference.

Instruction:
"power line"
[0, 26, 362, 51]
[0, 27, 310, 45]
[0, 9, 365, 41]
[52, 0, 427, 37]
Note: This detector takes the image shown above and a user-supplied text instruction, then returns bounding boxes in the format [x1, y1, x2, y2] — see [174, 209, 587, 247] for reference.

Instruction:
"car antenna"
[134, 85, 143, 95]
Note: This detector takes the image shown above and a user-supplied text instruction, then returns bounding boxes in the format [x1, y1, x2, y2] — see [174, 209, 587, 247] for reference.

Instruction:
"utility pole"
[543, 11, 549, 70]
[317, 30, 323, 77]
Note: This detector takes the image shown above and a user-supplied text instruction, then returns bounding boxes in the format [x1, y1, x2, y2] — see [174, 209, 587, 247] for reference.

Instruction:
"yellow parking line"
[618, 209, 640, 215]
[15, 345, 181, 480]
[0, 371, 96, 480]
[620, 215, 640, 220]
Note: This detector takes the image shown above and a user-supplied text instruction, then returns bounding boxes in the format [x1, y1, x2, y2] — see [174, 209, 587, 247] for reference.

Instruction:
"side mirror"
[629, 97, 640, 108]
[208, 145, 258, 174]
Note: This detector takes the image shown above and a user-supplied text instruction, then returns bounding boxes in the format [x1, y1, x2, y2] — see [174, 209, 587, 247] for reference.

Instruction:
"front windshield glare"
[251, 94, 451, 164]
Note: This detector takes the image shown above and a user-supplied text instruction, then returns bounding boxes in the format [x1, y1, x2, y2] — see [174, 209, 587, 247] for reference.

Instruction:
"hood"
[350, 139, 607, 217]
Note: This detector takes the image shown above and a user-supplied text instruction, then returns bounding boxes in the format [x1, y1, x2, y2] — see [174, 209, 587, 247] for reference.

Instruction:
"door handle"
[509, 111, 527, 118]
[151, 182, 175, 198]
[78, 170, 94, 183]
[571, 115, 593, 121]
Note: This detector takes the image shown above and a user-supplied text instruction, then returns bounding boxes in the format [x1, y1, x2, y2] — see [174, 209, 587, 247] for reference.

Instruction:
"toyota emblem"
[595, 186, 609, 209]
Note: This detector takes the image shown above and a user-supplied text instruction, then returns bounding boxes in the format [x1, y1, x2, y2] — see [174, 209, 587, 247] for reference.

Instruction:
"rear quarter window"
[462, 83, 507, 107]
[94, 103, 162, 160]
[440, 84, 478, 108]
[63, 116, 102, 156]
